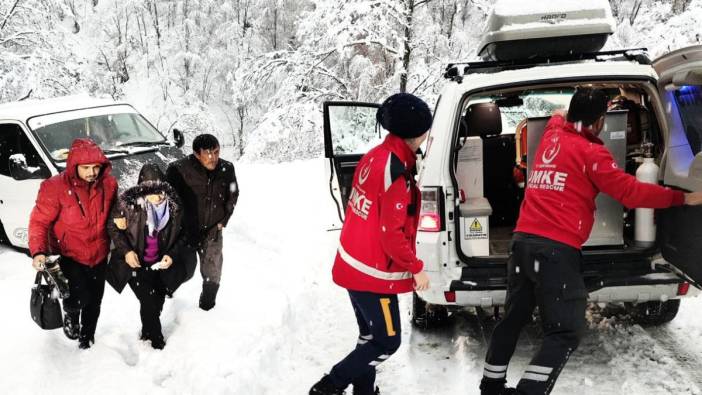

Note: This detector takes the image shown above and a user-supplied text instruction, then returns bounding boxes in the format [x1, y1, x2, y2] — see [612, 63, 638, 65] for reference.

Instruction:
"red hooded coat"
[29, 139, 118, 266]
[332, 134, 423, 294]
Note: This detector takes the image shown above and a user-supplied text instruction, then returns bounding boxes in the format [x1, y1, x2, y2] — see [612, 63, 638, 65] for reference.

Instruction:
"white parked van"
[0, 95, 185, 250]
[324, 3, 702, 327]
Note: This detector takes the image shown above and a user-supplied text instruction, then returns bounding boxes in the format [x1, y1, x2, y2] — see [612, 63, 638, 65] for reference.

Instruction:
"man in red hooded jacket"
[29, 138, 117, 349]
[310, 93, 433, 395]
[480, 89, 702, 395]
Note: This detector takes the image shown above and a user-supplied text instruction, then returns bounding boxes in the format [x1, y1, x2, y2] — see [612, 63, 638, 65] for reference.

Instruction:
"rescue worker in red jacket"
[310, 93, 433, 395]
[29, 138, 118, 349]
[480, 88, 702, 395]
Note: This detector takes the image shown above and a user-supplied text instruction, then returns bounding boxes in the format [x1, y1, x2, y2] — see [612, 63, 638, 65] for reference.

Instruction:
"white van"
[323, 4, 702, 327]
[0, 95, 185, 249]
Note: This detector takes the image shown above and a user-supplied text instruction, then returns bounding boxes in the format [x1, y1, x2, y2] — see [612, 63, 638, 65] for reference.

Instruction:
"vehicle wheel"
[411, 292, 450, 329]
[0, 221, 8, 245]
[631, 299, 680, 326]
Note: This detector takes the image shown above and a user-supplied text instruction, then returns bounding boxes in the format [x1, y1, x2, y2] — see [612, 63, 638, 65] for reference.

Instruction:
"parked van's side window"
[674, 86, 702, 155]
[0, 123, 45, 178]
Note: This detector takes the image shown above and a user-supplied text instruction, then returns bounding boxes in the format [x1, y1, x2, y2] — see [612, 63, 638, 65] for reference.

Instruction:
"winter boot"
[353, 385, 380, 395]
[63, 311, 80, 340]
[150, 335, 166, 350]
[480, 378, 508, 395]
[78, 335, 94, 349]
[199, 282, 220, 311]
[309, 375, 345, 395]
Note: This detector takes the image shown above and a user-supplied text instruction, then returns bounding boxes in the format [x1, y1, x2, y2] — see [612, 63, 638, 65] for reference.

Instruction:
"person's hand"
[32, 254, 46, 271]
[161, 255, 173, 269]
[113, 217, 127, 230]
[413, 271, 430, 291]
[217, 223, 223, 231]
[125, 251, 141, 268]
[684, 192, 702, 206]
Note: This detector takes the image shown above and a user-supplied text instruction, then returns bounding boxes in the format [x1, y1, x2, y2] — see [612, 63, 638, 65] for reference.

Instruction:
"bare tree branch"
[0, 0, 22, 31]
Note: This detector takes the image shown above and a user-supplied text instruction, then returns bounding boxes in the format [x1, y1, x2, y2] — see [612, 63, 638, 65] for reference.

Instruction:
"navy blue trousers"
[329, 290, 402, 394]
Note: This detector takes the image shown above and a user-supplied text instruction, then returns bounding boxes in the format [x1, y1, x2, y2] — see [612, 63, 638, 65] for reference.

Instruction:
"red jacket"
[332, 134, 423, 294]
[516, 115, 685, 249]
[29, 139, 118, 266]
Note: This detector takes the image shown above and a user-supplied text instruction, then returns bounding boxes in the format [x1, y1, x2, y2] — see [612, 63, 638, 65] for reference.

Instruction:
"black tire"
[0, 221, 9, 245]
[411, 292, 450, 329]
[631, 299, 681, 326]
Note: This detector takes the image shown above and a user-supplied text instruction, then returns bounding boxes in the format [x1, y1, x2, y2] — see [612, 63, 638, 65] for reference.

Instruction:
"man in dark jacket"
[480, 88, 702, 395]
[310, 93, 432, 395]
[29, 138, 118, 349]
[165, 134, 238, 310]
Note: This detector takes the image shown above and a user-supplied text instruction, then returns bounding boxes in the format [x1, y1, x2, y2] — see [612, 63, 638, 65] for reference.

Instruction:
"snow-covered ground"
[2, 159, 702, 394]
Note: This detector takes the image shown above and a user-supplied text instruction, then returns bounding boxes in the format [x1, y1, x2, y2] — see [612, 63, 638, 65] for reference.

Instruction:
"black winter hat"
[376, 93, 433, 139]
[137, 163, 165, 185]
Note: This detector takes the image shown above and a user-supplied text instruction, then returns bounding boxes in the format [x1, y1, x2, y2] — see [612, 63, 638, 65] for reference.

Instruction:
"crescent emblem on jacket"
[542, 143, 561, 165]
[359, 159, 373, 185]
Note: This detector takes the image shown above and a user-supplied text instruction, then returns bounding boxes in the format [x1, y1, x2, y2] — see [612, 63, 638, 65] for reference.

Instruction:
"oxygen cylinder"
[635, 145, 658, 245]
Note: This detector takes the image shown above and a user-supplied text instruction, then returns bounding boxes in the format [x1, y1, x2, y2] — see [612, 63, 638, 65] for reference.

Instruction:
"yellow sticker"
[466, 218, 488, 240]
[470, 218, 482, 232]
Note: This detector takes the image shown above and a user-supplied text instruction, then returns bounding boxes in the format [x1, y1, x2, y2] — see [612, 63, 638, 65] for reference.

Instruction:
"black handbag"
[30, 271, 63, 330]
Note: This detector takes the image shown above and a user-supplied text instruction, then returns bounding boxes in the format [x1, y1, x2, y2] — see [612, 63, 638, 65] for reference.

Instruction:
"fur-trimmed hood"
[119, 180, 182, 215]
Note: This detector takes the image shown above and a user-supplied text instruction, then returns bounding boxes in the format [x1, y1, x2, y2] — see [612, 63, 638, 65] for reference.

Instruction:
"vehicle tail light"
[418, 187, 441, 232]
[677, 282, 690, 296]
[444, 291, 456, 303]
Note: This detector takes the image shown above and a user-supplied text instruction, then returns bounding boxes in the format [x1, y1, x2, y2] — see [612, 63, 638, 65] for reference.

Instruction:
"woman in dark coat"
[107, 163, 196, 349]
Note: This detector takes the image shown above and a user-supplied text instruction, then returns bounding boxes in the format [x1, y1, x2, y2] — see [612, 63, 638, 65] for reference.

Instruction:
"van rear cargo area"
[453, 81, 665, 261]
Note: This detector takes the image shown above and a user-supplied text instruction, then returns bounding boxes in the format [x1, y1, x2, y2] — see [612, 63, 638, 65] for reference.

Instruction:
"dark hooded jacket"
[165, 155, 238, 246]
[106, 179, 196, 294]
[29, 138, 117, 266]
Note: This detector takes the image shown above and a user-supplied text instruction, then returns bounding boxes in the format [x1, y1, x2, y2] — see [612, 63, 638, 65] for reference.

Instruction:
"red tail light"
[677, 282, 690, 296]
[444, 291, 456, 303]
[418, 187, 442, 232]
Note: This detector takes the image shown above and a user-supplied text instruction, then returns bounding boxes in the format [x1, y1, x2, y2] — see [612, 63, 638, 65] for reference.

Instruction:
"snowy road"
[1, 159, 702, 394]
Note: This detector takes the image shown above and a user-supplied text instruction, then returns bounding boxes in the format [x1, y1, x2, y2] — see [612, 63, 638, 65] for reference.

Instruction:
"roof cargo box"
[478, 0, 616, 62]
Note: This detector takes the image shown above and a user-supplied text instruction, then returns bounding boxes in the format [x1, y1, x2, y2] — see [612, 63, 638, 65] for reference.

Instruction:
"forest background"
[1, 0, 700, 161]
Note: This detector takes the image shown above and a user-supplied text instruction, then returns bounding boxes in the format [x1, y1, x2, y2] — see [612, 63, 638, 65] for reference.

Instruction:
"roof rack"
[444, 48, 651, 82]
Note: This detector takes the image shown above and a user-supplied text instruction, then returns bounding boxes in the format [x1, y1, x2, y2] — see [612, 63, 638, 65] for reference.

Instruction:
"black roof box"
[478, 0, 616, 62]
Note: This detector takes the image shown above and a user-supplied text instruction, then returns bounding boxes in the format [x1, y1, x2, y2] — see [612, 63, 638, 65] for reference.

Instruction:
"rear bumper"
[418, 253, 698, 307]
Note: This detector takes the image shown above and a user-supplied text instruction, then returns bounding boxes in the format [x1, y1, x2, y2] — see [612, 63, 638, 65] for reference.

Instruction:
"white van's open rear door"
[323, 101, 381, 222]
[653, 45, 702, 287]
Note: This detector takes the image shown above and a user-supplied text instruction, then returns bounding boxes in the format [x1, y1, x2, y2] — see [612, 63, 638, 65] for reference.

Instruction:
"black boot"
[78, 335, 94, 349]
[63, 311, 80, 340]
[353, 385, 379, 395]
[199, 283, 220, 311]
[309, 375, 345, 395]
[150, 335, 166, 350]
[480, 378, 507, 395]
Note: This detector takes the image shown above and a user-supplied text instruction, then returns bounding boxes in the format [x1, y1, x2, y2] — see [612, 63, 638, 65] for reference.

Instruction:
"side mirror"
[173, 128, 185, 149]
[8, 154, 50, 180]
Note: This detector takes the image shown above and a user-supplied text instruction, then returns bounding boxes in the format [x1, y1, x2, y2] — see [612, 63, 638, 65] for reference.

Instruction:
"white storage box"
[478, 0, 616, 61]
[459, 198, 492, 257]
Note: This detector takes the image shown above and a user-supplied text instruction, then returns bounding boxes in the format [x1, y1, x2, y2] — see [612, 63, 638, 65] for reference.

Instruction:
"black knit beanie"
[376, 93, 433, 139]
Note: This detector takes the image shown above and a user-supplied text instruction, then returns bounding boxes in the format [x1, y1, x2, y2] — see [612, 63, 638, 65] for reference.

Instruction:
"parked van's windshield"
[28, 105, 166, 161]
